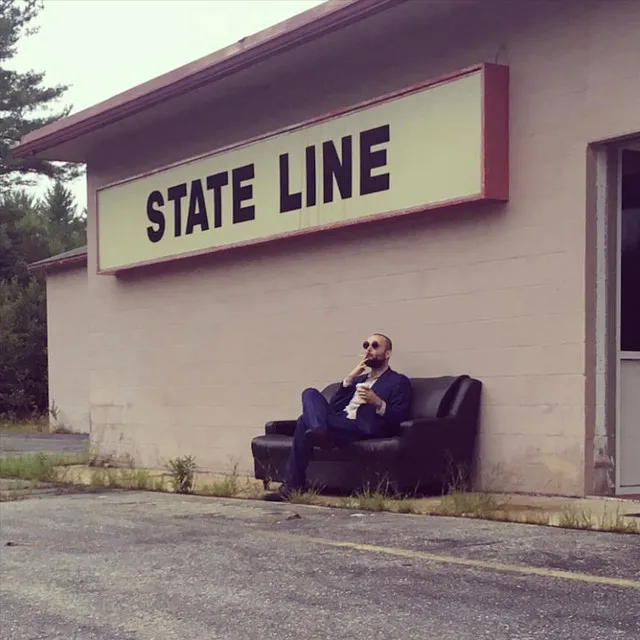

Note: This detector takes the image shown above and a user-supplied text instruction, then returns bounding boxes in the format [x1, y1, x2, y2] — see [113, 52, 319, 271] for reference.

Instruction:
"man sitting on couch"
[264, 333, 412, 502]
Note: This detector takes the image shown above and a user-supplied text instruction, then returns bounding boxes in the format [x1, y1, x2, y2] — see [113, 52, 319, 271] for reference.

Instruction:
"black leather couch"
[250, 374, 482, 496]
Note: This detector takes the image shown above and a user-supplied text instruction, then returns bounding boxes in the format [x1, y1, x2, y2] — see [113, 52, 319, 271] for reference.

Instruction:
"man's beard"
[365, 356, 386, 369]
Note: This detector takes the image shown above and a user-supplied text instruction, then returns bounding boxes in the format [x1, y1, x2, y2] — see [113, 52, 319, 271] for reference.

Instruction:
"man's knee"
[301, 387, 323, 402]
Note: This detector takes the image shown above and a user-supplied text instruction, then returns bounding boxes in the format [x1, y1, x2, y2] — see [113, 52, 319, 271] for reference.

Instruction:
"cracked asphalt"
[1, 491, 638, 640]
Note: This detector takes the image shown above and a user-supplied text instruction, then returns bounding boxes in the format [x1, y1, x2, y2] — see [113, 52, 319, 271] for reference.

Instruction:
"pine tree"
[0, 1, 86, 419]
[0, 189, 49, 282]
[0, 0, 81, 188]
[41, 179, 86, 255]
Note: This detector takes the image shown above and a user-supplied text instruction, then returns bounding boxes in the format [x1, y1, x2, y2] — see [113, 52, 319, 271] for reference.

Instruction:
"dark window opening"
[620, 149, 640, 352]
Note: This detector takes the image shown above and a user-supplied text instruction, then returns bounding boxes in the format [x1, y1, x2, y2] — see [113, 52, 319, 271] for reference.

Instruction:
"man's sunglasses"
[363, 341, 380, 350]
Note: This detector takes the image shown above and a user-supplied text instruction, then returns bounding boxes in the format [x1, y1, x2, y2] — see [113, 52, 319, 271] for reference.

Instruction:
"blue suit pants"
[284, 388, 367, 490]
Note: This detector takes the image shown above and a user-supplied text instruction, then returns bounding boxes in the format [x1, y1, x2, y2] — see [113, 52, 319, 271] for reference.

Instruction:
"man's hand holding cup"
[356, 384, 383, 409]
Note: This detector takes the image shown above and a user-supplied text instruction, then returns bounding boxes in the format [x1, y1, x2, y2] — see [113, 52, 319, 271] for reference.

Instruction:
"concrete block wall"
[46, 267, 90, 433]
[84, 0, 640, 494]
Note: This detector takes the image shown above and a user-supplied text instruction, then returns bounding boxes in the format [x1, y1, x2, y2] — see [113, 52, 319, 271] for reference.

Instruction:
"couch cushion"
[409, 376, 467, 419]
[344, 437, 401, 456]
[251, 433, 401, 459]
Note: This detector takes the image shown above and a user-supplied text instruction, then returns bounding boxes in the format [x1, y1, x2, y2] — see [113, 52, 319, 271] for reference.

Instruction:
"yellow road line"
[289, 535, 640, 589]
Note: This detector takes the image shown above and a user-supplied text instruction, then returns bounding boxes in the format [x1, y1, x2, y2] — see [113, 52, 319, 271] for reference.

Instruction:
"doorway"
[617, 146, 640, 493]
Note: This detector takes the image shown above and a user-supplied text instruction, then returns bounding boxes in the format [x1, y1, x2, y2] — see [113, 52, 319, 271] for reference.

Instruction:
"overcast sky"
[13, 0, 325, 210]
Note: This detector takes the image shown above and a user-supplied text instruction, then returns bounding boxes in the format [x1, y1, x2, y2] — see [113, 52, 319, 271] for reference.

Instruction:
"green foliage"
[0, 190, 48, 282]
[0, 274, 47, 415]
[0, 0, 82, 187]
[39, 180, 86, 255]
[0, 1, 86, 419]
[0, 183, 86, 418]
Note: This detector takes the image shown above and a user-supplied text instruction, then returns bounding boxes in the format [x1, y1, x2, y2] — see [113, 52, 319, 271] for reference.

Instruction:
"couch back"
[409, 375, 480, 420]
[321, 382, 342, 402]
[321, 374, 482, 422]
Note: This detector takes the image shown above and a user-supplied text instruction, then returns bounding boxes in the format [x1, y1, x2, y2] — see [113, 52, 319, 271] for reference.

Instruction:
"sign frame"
[96, 63, 509, 274]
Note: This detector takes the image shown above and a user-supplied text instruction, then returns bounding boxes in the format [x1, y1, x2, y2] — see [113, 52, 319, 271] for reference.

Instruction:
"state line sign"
[96, 63, 508, 273]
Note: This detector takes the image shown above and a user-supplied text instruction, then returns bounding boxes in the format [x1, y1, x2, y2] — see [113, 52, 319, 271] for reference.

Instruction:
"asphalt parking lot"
[1, 491, 638, 640]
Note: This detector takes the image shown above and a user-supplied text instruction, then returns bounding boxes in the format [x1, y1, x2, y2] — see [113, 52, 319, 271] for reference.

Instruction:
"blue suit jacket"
[328, 368, 413, 436]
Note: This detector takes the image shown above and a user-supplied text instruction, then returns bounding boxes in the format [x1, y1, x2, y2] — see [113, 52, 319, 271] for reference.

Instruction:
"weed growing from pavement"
[517, 512, 552, 526]
[599, 504, 638, 533]
[166, 455, 197, 494]
[197, 463, 241, 498]
[289, 485, 322, 505]
[432, 463, 519, 520]
[435, 490, 506, 518]
[196, 465, 271, 501]
[119, 469, 153, 490]
[395, 500, 418, 514]
[350, 487, 389, 512]
[87, 468, 155, 491]
[557, 504, 638, 534]
[558, 508, 594, 531]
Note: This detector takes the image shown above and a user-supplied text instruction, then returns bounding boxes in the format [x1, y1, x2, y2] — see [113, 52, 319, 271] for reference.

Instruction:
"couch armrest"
[265, 420, 297, 436]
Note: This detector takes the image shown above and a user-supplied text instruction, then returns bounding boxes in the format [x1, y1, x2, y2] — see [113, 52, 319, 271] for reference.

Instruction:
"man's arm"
[329, 360, 368, 406]
[381, 376, 413, 425]
[330, 378, 356, 406]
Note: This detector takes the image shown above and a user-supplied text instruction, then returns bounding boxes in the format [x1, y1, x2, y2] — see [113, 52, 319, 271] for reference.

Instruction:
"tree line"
[1, 0, 85, 418]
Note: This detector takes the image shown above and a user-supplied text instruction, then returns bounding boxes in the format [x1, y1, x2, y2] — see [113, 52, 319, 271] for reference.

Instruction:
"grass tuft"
[86, 468, 154, 491]
[435, 490, 507, 518]
[0, 452, 88, 482]
[558, 508, 594, 531]
[557, 504, 638, 534]
[395, 500, 418, 514]
[196, 463, 241, 498]
[517, 511, 552, 526]
[0, 417, 50, 435]
[598, 505, 639, 534]
[289, 486, 321, 504]
[350, 487, 388, 512]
